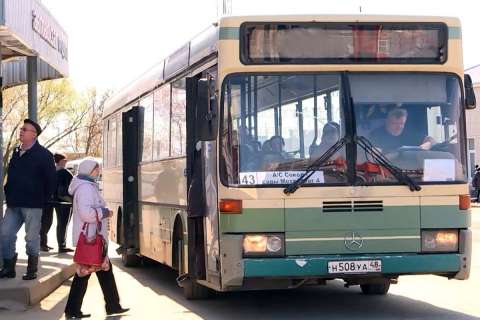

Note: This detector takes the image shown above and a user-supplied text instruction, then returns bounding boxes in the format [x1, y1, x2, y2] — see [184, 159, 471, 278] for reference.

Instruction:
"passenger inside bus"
[310, 122, 341, 158]
[260, 136, 290, 169]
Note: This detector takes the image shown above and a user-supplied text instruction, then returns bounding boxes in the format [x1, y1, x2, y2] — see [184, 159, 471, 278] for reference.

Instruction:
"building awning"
[2, 56, 62, 89]
[0, 0, 68, 85]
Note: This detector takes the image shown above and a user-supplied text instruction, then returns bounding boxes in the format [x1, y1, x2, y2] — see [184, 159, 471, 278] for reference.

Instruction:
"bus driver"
[368, 108, 434, 153]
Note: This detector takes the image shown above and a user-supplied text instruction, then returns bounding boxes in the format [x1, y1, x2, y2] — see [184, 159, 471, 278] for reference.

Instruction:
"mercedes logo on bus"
[344, 232, 363, 251]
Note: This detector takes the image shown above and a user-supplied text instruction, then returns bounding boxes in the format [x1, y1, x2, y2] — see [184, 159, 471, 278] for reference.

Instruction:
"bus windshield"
[220, 73, 466, 187]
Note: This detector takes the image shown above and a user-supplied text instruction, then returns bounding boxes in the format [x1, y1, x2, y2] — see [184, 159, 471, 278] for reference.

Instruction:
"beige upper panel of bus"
[217, 15, 464, 84]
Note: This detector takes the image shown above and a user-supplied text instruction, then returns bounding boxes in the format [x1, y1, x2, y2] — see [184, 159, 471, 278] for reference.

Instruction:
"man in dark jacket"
[0, 119, 56, 280]
[40, 153, 74, 253]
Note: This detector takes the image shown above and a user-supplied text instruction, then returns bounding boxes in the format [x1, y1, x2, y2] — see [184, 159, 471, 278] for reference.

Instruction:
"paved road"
[2, 210, 479, 320]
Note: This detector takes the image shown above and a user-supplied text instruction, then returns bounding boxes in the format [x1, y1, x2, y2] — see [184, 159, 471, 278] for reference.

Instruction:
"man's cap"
[54, 153, 66, 164]
[23, 119, 42, 136]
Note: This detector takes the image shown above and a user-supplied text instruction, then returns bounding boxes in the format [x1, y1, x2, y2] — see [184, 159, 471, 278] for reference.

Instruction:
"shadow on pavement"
[111, 257, 479, 320]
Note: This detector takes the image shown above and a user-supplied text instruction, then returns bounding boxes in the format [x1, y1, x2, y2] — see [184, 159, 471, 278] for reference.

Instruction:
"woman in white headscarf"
[64, 158, 129, 319]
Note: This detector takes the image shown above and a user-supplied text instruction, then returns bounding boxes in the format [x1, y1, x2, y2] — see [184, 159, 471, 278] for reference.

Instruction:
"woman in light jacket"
[64, 158, 129, 319]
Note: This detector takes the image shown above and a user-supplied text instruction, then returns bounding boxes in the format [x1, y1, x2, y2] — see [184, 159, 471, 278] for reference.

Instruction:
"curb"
[0, 261, 75, 310]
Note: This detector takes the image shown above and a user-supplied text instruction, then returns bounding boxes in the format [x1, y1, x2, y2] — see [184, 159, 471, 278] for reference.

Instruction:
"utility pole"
[217, 0, 232, 18]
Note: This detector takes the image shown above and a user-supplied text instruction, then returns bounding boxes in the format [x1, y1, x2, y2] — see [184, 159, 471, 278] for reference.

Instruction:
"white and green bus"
[102, 15, 475, 299]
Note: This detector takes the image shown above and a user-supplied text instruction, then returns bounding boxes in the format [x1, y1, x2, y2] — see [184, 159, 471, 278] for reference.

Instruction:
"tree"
[64, 88, 111, 157]
[1, 79, 110, 182]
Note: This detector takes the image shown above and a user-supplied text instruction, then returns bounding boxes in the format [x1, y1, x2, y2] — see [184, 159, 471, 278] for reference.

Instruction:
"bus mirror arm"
[464, 74, 476, 109]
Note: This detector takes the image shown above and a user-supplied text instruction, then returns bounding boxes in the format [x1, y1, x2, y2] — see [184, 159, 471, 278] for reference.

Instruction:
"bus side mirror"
[464, 74, 476, 109]
[196, 78, 218, 141]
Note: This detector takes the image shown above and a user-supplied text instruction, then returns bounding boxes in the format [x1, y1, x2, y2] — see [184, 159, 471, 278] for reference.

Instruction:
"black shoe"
[40, 245, 51, 252]
[65, 312, 91, 319]
[58, 247, 74, 253]
[106, 307, 130, 316]
[0, 253, 17, 279]
[22, 255, 38, 280]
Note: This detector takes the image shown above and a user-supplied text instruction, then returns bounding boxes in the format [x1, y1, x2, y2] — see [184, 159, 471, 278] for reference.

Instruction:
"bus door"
[120, 107, 141, 260]
[185, 69, 220, 287]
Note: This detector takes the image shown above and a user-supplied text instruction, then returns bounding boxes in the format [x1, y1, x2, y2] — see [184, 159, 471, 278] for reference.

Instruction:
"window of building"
[468, 138, 475, 151]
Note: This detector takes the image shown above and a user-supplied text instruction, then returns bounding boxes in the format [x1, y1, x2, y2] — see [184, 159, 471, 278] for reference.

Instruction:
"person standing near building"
[40, 153, 74, 253]
[472, 166, 480, 202]
[0, 119, 56, 280]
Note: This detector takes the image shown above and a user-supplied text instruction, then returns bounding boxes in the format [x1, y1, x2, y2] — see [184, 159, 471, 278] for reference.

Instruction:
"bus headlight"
[421, 230, 459, 252]
[243, 234, 284, 257]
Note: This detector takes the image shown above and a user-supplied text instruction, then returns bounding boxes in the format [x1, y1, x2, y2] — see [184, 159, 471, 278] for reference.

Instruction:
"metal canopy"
[2, 56, 62, 89]
[0, 0, 69, 78]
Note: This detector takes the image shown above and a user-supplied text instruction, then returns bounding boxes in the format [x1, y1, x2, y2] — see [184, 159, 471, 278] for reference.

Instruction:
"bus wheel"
[360, 280, 390, 295]
[121, 252, 141, 267]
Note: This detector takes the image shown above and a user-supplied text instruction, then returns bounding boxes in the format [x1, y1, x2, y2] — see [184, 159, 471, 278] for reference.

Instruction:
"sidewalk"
[0, 210, 75, 311]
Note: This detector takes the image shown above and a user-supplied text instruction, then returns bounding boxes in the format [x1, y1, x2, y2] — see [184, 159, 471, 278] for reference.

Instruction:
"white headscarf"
[77, 158, 99, 176]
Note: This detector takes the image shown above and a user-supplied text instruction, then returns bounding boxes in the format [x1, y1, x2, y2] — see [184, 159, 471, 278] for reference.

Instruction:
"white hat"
[77, 158, 99, 176]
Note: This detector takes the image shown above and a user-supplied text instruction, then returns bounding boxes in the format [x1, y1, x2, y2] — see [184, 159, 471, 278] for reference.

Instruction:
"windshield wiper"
[356, 136, 421, 192]
[283, 137, 347, 195]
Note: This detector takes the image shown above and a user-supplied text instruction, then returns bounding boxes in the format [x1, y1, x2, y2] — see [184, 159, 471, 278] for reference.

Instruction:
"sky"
[42, 0, 480, 93]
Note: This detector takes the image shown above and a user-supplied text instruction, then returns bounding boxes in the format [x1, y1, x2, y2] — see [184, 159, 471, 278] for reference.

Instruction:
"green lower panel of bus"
[243, 253, 461, 278]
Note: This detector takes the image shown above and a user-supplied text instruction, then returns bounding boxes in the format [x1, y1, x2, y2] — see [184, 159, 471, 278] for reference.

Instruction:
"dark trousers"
[65, 262, 122, 315]
[40, 204, 72, 248]
[477, 189, 480, 202]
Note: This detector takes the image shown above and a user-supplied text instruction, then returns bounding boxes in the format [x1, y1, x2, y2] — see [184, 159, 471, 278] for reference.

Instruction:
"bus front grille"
[322, 201, 352, 213]
[322, 200, 383, 213]
[353, 200, 383, 212]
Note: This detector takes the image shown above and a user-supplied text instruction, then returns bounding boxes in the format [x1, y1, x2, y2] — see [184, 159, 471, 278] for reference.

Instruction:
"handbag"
[73, 214, 105, 267]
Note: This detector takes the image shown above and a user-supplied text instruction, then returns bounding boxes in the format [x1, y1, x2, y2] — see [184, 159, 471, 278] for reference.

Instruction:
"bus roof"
[103, 24, 218, 118]
[218, 14, 461, 27]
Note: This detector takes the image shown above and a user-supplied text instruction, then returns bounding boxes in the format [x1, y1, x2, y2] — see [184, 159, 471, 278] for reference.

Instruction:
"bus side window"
[171, 78, 187, 157]
[153, 84, 171, 160]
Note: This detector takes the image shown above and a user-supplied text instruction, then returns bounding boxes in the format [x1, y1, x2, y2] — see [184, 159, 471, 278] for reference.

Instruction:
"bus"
[102, 15, 475, 299]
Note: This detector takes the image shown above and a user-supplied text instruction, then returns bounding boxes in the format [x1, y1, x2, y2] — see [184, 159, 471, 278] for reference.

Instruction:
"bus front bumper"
[243, 253, 467, 279]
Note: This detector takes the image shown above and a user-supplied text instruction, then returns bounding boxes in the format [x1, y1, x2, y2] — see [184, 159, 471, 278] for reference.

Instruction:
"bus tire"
[121, 252, 141, 268]
[360, 281, 390, 295]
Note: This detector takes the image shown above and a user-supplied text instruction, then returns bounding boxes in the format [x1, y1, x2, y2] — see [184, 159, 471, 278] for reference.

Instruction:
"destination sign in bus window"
[239, 171, 324, 185]
[242, 22, 447, 64]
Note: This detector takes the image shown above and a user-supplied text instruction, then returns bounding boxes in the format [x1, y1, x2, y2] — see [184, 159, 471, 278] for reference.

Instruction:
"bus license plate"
[328, 260, 382, 274]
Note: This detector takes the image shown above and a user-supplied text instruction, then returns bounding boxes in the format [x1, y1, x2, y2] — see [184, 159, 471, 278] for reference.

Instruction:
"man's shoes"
[65, 312, 91, 319]
[58, 247, 74, 253]
[0, 253, 17, 278]
[40, 245, 51, 252]
[22, 255, 38, 280]
[106, 307, 130, 316]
